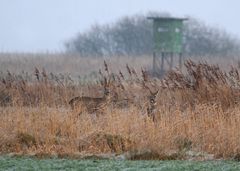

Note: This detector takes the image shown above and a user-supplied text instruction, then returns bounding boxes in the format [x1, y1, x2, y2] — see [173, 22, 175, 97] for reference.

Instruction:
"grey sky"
[0, 0, 239, 52]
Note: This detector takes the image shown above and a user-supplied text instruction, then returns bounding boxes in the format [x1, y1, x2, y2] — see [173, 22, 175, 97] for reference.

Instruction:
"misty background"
[0, 0, 240, 54]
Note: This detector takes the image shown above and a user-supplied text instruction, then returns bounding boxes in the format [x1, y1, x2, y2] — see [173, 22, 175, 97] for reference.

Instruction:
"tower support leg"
[179, 53, 183, 71]
[170, 52, 173, 69]
[160, 52, 165, 75]
[153, 52, 156, 74]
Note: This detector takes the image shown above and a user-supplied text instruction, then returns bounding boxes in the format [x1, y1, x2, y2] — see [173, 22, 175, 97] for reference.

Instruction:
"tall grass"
[1, 59, 240, 159]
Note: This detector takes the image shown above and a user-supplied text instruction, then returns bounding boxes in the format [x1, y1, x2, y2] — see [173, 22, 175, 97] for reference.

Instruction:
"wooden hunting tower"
[147, 17, 187, 76]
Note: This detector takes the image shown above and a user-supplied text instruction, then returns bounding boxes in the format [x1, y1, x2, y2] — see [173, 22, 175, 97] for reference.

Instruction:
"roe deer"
[143, 83, 159, 122]
[69, 85, 111, 114]
[147, 89, 159, 122]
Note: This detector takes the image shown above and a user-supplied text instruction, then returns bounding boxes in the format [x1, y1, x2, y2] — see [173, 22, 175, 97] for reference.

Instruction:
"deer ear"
[155, 90, 159, 96]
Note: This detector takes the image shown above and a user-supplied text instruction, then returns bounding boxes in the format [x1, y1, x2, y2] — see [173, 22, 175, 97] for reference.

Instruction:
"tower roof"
[147, 17, 188, 21]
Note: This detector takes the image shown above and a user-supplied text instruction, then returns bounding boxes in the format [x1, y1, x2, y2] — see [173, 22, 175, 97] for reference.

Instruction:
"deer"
[143, 82, 159, 122]
[147, 89, 159, 122]
[69, 78, 113, 115]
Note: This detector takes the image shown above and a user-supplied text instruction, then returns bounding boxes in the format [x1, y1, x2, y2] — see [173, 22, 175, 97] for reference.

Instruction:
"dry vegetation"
[1, 54, 240, 160]
[0, 53, 152, 77]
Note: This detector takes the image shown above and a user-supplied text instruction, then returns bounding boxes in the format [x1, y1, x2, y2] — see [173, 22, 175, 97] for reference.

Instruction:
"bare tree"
[66, 12, 240, 58]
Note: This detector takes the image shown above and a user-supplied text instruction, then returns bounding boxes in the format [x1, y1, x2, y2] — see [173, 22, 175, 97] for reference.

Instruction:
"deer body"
[69, 95, 110, 114]
[143, 83, 159, 122]
[68, 80, 112, 115]
[147, 90, 158, 122]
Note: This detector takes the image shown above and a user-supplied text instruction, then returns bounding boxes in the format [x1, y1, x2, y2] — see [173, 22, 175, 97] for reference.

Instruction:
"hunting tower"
[147, 17, 187, 76]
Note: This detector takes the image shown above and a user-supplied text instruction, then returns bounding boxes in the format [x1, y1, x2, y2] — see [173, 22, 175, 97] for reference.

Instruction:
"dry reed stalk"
[0, 60, 240, 159]
[0, 104, 240, 158]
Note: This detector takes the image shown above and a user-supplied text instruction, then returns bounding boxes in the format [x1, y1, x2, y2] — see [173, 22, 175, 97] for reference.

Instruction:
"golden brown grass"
[1, 105, 240, 159]
[1, 59, 240, 160]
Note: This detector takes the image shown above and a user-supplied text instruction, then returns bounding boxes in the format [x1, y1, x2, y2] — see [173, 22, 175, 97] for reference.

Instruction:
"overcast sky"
[0, 0, 239, 52]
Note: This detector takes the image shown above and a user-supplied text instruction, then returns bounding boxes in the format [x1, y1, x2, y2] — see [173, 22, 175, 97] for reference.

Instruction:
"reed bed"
[1, 60, 240, 160]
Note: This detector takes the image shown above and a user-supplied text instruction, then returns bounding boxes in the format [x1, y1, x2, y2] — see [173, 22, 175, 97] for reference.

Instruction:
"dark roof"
[147, 17, 188, 21]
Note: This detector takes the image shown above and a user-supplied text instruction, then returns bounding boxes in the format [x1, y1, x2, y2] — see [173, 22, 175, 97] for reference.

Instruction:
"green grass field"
[0, 156, 240, 171]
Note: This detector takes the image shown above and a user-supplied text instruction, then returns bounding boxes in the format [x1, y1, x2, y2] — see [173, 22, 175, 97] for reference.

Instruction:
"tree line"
[65, 12, 240, 57]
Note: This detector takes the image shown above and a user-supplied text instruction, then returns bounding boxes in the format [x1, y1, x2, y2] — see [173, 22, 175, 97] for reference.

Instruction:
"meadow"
[1, 53, 240, 162]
